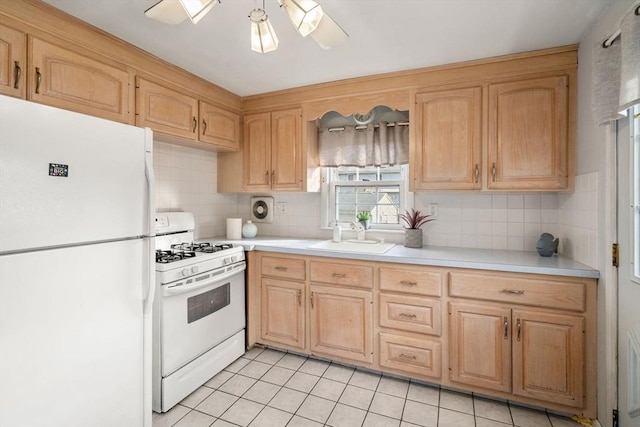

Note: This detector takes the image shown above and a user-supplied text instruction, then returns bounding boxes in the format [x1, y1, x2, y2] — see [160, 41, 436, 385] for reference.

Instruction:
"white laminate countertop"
[199, 236, 600, 279]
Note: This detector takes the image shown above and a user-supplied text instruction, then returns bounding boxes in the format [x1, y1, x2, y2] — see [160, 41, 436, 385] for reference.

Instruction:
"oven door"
[160, 262, 245, 376]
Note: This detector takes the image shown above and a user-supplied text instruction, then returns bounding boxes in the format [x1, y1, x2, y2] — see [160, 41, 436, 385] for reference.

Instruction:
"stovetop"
[156, 243, 235, 264]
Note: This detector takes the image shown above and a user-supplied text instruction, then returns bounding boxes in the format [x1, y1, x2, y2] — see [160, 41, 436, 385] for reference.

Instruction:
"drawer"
[261, 256, 305, 281]
[449, 271, 586, 312]
[310, 261, 373, 289]
[379, 267, 443, 296]
[379, 332, 441, 379]
[379, 294, 441, 336]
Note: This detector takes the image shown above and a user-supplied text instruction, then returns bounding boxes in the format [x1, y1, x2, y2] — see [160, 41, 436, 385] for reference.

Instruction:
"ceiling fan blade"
[310, 13, 349, 49]
[144, 0, 188, 25]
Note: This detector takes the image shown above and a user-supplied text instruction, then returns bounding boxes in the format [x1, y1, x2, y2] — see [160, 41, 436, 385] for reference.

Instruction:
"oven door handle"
[163, 264, 245, 297]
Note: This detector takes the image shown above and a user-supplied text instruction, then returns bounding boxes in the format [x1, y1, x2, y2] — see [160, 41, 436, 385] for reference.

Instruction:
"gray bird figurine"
[536, 233, 559, 257]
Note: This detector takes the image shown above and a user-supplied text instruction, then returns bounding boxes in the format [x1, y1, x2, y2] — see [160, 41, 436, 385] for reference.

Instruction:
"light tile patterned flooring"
[153, 347, 581, 427]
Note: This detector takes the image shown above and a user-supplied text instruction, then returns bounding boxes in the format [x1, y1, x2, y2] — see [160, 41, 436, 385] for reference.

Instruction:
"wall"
[154, 141, 243, 239]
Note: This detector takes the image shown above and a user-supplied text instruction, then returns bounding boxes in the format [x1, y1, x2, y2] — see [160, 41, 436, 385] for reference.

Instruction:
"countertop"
[200, 236, 600, 279]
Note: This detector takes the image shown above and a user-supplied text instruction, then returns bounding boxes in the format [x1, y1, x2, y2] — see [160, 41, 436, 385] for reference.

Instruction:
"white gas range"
[152, 212, 246, 413]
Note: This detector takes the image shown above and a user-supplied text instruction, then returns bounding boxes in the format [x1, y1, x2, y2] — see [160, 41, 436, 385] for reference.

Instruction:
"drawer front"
[380, 267, 443, 296]
[262, 256, 305, 281]
[310, 261, 373, 289]
[379, 332, 441, 379]
[449, 271, 586, 311]
[379, 294, 441, 336]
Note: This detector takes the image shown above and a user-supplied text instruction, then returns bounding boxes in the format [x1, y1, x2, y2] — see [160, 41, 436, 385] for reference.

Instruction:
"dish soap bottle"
[332, 223, 341, 242]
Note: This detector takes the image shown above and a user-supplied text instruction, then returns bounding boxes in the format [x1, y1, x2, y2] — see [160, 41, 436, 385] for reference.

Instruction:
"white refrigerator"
[0, 95, 155, 427]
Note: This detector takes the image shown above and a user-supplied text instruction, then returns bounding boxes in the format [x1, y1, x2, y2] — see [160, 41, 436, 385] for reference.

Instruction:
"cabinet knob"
[192, 116, 197, 133]
[202, 119, 207, 135]
[400, 280, 417, 286]
[491, 163, 497, 182]
[474, 164, 480, 183]
[503, 316, 509, 340]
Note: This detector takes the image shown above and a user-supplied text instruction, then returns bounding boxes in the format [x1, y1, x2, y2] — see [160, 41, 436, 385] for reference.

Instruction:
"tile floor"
[152, 347, 581, 427]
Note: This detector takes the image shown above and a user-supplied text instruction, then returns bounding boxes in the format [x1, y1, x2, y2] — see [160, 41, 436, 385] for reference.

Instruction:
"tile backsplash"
[154, 143, 598, 265]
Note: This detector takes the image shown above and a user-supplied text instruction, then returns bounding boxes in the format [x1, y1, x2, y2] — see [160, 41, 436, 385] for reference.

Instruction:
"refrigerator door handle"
[143, 128, 156, 238]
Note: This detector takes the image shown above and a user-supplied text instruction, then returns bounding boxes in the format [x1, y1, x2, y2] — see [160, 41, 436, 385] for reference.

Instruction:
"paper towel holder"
[251, 196, 274, 223]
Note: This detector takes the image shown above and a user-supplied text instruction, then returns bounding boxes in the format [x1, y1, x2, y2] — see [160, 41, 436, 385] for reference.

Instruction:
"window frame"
[321, 164, 412, 230]
[632, 105, 639, 283]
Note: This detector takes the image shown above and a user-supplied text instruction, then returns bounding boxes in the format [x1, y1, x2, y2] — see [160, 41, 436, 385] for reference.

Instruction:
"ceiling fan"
[144, 0, 349, 53]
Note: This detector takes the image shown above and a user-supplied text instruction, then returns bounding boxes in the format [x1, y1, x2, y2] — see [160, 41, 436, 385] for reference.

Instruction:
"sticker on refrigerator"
[49, 163, 68, 177]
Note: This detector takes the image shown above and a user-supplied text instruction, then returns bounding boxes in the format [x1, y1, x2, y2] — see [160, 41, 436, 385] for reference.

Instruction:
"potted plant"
[400, 208, 434, 248]
[356, 211, 371, 229]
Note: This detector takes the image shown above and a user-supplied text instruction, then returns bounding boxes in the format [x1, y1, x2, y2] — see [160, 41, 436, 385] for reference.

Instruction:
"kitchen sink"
[307, 240, 395, 254]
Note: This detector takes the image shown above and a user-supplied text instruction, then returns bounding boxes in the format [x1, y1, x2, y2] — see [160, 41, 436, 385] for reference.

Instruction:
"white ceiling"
[43, 0, 612, 97]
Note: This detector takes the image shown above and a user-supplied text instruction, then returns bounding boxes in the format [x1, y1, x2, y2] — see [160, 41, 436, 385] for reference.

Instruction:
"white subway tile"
[492, 195, 508, 208]
[524, 194, 541, 209]
[508, 195, 524, 209]
[492, 209, 508, 222]
[508, 209, 524, 223]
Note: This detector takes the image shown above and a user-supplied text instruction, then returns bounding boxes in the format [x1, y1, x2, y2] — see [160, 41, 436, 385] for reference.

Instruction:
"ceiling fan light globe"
[282, 0, 324, 37]
[178, 0, 218, 23]
[249, 9, 279, 53]
[144, 0, 189, 25]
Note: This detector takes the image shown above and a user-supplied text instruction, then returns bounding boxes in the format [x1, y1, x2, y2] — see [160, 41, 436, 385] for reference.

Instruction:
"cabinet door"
[199, 101, 240, 151]
[135, 77, 198, 139]
[449, 302, 511, 392]
[487, 76, 568, 190]
[30, 38, 131, 123]
[512, 310, 584, 408]
[261, 278, 305, 349]
[414, 87, 482, 190]
[310, 285, 373, 364]
[271, 108, 302, 191]
[244, 112, 272, 191]
[0, 24, 26, 99]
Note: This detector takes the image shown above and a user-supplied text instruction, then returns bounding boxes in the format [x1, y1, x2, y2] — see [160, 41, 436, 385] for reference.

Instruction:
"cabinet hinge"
[612, 243, 619, 268]
[613, 409, 618, 427]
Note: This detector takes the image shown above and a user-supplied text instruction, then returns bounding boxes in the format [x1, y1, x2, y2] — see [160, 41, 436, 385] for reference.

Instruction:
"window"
[633, 105, 639, 282]
[323, 164, 410, 229]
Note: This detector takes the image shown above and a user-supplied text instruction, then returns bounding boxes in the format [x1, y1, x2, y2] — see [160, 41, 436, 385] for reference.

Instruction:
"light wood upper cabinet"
[199, 101, 240, 150]
[309, 284, 373, 364]
[244, 108, 303, 192]
[512, 309, 584, 408]
[244, 112, 271, 190]
[135, 77, 198, 139]
[414, 87, 482, 190]
[487, 76, 569, 190]
[0, 24, 26, 99]
[29, 37, 131, 123]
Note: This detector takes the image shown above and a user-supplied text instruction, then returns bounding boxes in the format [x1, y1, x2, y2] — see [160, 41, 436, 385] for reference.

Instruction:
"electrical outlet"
[276, 202, 287, 214]
[428, 203, 438, 217]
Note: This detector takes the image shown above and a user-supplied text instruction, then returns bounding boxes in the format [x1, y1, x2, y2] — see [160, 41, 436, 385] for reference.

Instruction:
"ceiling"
[42, 0, 612, 97]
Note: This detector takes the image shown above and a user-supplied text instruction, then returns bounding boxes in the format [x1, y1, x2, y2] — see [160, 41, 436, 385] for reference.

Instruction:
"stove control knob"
[223, 257, 231, 265]
[181, 268, 190, 277]
[191, 266, 199, 274]
[231, 255, 238, 263]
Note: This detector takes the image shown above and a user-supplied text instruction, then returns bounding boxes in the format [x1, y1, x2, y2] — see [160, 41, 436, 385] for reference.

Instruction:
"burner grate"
[170, 242, 234, 253]
[156, 250, 196, 264]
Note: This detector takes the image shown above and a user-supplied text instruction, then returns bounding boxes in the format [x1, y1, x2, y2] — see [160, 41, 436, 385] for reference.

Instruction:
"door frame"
[601, 123, 619, 426]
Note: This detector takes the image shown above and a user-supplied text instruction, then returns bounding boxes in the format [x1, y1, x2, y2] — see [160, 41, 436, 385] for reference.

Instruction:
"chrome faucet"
[350, 221, 366, 240]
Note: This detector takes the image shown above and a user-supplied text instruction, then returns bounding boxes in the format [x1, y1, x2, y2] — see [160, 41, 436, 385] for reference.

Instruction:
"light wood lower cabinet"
[249, 253, 596, 417]
[261, 277, 305, 350]
[449, 302, 512, 392]
[449, 301, 585, 409]
[310, 285, 373, 364]
[512, 309, 584, 407]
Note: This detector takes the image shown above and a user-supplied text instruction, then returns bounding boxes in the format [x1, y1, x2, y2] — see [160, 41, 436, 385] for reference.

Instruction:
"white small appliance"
[153, 212, 246, 413]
